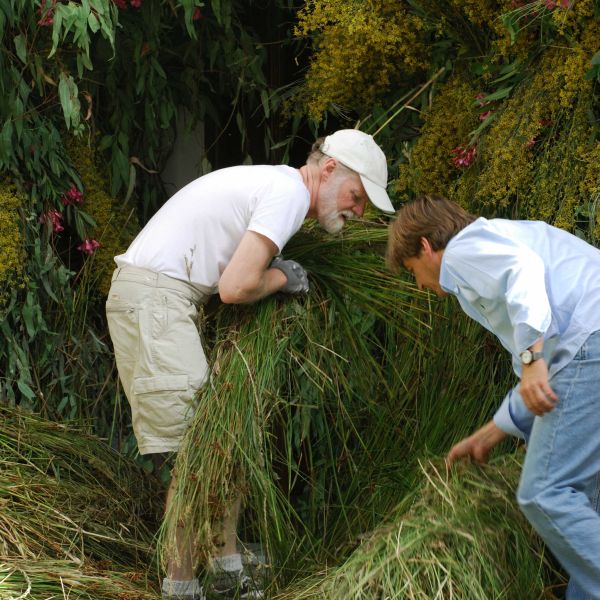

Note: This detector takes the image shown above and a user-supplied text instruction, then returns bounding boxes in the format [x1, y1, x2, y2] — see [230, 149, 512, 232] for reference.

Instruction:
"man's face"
[317, 170, 368, 234]
[403, 248, 447, 297]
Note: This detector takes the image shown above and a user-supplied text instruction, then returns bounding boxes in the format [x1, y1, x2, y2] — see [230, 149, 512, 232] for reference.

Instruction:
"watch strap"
[521, 349, 544, 364]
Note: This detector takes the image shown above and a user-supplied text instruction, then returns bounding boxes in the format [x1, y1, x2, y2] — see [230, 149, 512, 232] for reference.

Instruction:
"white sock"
[213, 553, 243, 572]
[161, 578, 202, 596]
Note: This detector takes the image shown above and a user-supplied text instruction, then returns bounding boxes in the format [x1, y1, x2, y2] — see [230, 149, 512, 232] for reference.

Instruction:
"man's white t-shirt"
[115, 165, 310, 292]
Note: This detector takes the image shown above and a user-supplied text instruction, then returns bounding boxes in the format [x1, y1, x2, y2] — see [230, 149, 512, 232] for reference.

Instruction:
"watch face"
[521, 350, 533, 364]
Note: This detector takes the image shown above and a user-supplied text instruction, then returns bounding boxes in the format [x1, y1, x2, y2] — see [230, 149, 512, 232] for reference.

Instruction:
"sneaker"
[239, 542, 270, 589]
[161, 577, 206, 600]
[210, 568, 264, 600]
[239, 542, 266, 568]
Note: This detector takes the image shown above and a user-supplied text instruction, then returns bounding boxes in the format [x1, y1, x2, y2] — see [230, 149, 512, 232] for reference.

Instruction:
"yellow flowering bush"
[551, 0, 596, 34]
[394, 75, 480, 205]
[0, 182, 25, 306]
[68, 140, 138, 296]
[396, 14, 600, 232]
[578, 141, 600, 242]
[473, 19, 599, 214]
[524, 98, 589, 228]
[296, 0, 427, 120]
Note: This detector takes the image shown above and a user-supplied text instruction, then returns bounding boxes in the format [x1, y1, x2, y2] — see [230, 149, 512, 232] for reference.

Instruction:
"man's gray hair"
[307, 136, 353, 176]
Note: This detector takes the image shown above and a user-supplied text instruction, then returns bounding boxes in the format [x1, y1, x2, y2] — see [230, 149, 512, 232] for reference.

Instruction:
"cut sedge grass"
[0, 406, 160, 565]
[0, 406, 163, 597]
[160, 223, 421, 577]
[159, 222, 522, 595]
[0, 559, 159, 599]
[275, 455, 564, 600]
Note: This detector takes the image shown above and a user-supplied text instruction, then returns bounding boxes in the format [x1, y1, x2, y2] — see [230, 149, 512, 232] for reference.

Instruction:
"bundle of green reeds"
[161, 223, 419, 569]
[162, 221, 523, 594]
[275, 456, 564, 600]
[0, 406, 163, 598]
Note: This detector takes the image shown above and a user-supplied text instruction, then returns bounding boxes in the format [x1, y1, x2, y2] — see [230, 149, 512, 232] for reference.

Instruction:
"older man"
[106, 129, 393, 600]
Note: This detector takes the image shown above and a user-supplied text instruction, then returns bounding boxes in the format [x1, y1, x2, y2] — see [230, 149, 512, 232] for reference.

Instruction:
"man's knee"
[517, 477, 584, 533]
[516, 477, 553, 526]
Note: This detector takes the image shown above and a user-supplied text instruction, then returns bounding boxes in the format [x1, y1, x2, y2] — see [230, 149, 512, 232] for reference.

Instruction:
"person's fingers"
[446, 445, 461, 468]
[523, 381, 559, 415]
[542, 382, 558, 403]
[525, 396, 555, 416]
[446, 440, 472, 467]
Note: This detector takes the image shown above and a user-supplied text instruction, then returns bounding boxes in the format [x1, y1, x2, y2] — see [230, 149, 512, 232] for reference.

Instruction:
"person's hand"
[446, 421, 508, 468]
[520, 359, 557, 416]
[269, 255, 309, 294]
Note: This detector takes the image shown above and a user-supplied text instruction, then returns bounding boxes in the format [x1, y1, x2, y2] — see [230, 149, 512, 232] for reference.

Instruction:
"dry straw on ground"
[0, 406, 163, 599]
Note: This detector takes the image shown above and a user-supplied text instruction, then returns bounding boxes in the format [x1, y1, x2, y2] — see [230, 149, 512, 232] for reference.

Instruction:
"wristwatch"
[520, 349, 543, 365]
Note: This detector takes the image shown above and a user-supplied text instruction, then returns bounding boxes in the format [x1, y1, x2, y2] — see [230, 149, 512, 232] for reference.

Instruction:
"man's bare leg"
[214, 494, 242, 558]
[210, 494, 264, 598]
[162, 471, 203, 599]
[165, 474, 196, 580]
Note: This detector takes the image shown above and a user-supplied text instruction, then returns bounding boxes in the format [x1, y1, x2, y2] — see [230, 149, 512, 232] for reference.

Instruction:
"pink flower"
[130, 0, 142, 7]
[113, 0, 127, 9]
[450, 144, 477, 169]
[475, 93, 494, 121]
[78, 239, 101, 255]
[475, 93, 489, 107]
[38, 0, 56, 26]
[539, 118, 553, 127]
[193, 7, 203, 20]
[39, 209, 64, 233]
[61, 185, 84, 206]
[525, 138, 537, 149]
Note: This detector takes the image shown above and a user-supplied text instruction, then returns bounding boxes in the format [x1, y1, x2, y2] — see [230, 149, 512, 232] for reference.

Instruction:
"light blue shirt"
[439, 218, 600, 438]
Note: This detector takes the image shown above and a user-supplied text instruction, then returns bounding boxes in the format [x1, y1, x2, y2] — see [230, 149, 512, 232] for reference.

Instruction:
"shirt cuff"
[493, 386, 534, 441]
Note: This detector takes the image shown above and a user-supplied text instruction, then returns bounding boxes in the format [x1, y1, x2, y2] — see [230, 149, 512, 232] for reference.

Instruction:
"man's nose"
[353, 200, 366, 217]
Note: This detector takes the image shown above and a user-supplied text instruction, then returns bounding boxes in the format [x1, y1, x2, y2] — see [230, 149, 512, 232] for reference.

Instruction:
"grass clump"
[276, 455, 564, 599]
[0, 559, 158, 599]
[161, 222, 422, 576]
[161, 222, 522, 595]
[0, 406, 164, 598]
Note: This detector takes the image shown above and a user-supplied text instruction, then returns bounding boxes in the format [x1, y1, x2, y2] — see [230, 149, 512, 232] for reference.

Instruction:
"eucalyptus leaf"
[22, 292, 36, 338]
[17, 378, 36, 400]
[58, 72, 81, 130]
[13, 33, 26, 64]
[0, 119, 14, 164]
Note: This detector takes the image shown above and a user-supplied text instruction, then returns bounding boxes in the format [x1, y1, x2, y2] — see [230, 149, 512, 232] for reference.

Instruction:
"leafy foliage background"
[1, 0, 599, 596]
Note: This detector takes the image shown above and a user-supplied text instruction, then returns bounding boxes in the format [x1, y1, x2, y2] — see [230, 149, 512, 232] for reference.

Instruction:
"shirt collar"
[438, 218, 485, 295]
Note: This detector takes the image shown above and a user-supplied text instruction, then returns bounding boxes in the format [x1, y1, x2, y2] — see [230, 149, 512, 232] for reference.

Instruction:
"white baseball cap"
[319, 129, 394, 213]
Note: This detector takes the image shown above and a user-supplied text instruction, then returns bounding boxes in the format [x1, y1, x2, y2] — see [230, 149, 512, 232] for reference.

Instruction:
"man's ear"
[320, 157, 337, 181]
[420, 236, 433, 256]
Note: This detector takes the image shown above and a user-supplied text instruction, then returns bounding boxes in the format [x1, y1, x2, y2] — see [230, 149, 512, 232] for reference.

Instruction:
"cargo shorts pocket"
[133, 374, 197, 440]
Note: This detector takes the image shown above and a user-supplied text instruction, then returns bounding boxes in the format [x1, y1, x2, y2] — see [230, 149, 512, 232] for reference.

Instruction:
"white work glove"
[270, 255, 309, 294]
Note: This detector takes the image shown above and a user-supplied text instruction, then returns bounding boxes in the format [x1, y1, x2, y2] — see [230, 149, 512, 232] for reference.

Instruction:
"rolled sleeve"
[493, 385, 534, 441]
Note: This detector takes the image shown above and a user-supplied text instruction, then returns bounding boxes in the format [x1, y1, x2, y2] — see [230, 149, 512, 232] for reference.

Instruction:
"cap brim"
[360, 175, 395, 213]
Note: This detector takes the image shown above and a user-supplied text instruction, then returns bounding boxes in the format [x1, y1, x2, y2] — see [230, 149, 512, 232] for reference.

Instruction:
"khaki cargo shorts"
[106, 266, 212, 455]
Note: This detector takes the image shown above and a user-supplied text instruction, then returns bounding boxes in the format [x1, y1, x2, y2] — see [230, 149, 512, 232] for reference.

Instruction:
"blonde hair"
[386, 194, 476, 272]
